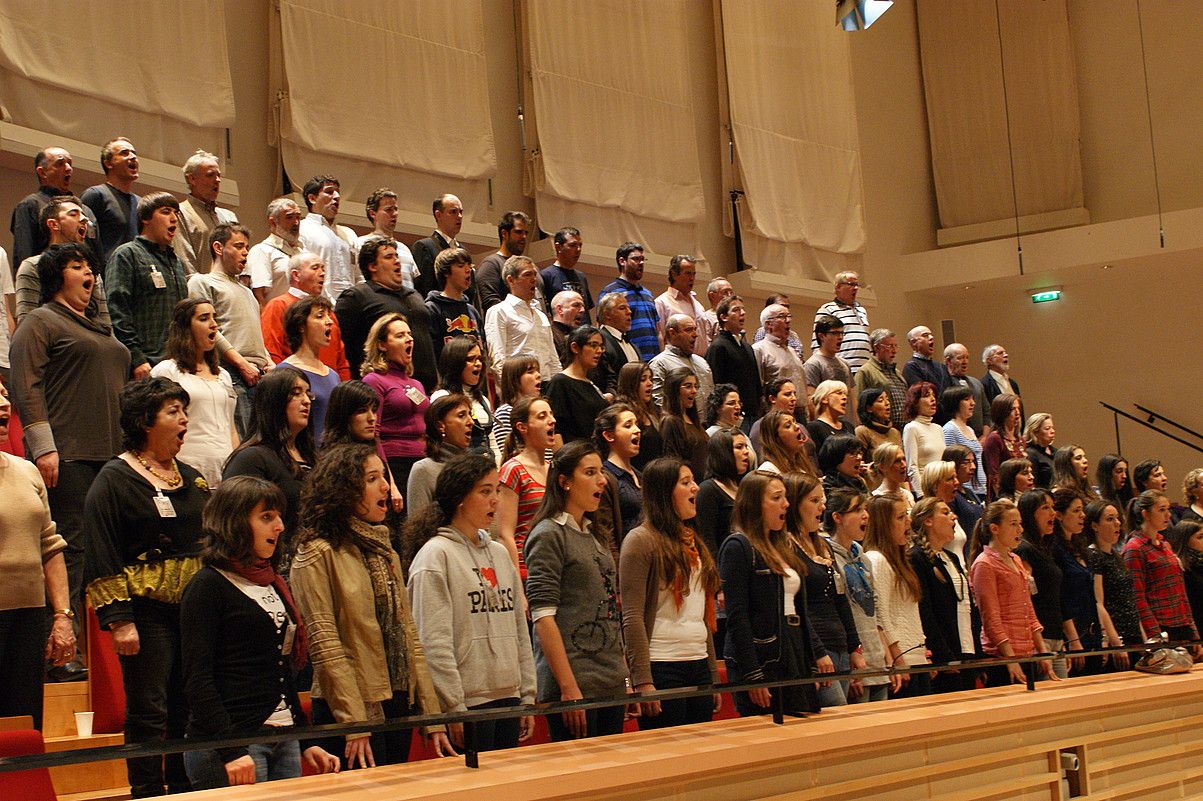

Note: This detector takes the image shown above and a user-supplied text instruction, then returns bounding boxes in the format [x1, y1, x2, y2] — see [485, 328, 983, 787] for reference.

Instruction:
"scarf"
[218, 558, 309, 670]
[866, 418, 892, 435]
[675, 528, 717, 633]
[348, 517, 409, 695]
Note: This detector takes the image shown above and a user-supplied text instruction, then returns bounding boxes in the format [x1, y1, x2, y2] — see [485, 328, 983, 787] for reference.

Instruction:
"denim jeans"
[228, 370, 255, 440]
[311, 691, 413, 770]
[46, 459, 105, 616]
[184, 739, 302, 790]
[638, 659, 714, 729]
[463, 698, 522, 751]
[546, 702, 626, 741]
[0, 606, 50, 728]
[817, 650, 849, 708]
[119, 599, 189, 797]
[850, 682, 890, 703]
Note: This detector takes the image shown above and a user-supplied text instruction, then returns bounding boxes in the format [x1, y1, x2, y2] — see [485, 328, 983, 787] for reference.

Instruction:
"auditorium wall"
[0, 1, 1197, 491]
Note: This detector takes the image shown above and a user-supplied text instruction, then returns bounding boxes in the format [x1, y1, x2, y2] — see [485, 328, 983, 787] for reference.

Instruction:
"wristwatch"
[53, 608, 75, 619]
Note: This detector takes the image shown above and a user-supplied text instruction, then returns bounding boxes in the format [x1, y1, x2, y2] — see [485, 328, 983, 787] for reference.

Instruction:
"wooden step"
[43, 680, 92, 739]
[44, 733, 128, 798]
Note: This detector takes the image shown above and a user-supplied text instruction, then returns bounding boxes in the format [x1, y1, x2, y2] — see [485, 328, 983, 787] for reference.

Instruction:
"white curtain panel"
[0, 0, 233, 164]
[917, 0, 1085, 229]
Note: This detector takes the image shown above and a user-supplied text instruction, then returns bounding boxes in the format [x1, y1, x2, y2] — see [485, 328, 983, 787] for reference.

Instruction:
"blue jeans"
[817, 650, 849, 708]
[119, 599, 189, 797]
[638, 659, 714, 730]
[228, 370, 255, 440]
[850, 683, 889, 703]
[184, 739, 301, 790]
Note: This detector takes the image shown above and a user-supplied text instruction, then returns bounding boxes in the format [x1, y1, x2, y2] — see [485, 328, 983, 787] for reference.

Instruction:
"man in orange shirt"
[260, 251, 350, 379]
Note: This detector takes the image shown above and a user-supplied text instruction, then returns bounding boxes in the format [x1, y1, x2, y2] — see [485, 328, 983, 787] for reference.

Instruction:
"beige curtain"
[917, 0, 1085, 230]
[719, 0, 866, 281]
[276, 0, 496, 215]
[524, 0, 705, 255]
[0, 0, 233, 163]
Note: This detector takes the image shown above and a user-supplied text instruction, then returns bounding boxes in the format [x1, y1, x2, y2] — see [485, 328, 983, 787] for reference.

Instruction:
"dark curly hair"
[119, 376, 190, 452]
[297, 443, 379, 548]
[37, 242, 96, 306]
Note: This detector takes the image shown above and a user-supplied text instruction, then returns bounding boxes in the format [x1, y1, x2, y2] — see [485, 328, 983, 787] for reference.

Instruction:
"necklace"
[135, 451, 181, 487]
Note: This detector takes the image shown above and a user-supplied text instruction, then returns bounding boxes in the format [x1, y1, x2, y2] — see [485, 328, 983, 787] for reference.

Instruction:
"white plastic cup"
[74, 711, 94, 737]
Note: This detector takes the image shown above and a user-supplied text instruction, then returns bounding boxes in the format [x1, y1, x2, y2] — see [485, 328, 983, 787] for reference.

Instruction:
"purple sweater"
[362, 365, 429, 458]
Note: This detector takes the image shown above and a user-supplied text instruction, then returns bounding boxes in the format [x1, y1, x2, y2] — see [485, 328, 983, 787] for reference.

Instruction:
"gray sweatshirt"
[407, 526, 536, 711]
[524, 513, 629, 701]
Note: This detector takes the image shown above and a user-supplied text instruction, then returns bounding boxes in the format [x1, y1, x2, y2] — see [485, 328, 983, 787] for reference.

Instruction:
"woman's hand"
[748, 687, 772, 708]
[1066, 640, 1085, 673]
[447, 722, 464, 750]
[635, 682, 661, 718]
[35, 452, 59, 489]
[1007, 662, 1027, 684]
[1110, 650, 1130, 670]
[427, 730, 457, 758]
[224, 754, 256, 785]
[302, 746, 340, 775]
[45, 616, 76, 665]
[712, 694, 724, 714]
[111, 621, 140, 657]
[1040, 659, 1061, 681]
[816, 655, 835, 687]
[344, 735, 375, 769]
[389, 482, 404, 513]
[850, 650, 867, 672]
[518, 716, 536, 742]
[559, 685, 588, 738]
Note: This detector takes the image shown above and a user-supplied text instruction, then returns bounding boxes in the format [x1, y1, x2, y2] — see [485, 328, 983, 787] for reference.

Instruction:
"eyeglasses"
[770, 314, 792, 321]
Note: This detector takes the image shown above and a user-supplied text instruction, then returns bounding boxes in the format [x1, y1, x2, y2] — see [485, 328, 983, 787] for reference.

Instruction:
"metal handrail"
[0, 641, 1193, 773]
[1099, 402, 1203, 455]
[1132, 403, 1203, 443]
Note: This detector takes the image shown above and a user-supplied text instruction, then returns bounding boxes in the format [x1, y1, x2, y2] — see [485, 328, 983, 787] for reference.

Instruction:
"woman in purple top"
[361, 313, 429, 510]
[280, 296, 341, 448]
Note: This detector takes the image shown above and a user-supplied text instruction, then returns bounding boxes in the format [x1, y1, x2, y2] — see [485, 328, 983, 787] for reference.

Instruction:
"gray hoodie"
[407, 526, 537, 711]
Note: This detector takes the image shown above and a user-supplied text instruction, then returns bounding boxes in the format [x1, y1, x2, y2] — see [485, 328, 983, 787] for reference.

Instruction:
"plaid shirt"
[105, 236, 188, 369]
[1122, 532, 1196, 636]
[599, 278, 659, 362]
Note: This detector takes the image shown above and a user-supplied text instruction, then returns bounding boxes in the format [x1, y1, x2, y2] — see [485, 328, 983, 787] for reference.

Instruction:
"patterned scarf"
[217, 558, 309, 669]
[675, 528, 717, 633]
[347, 517, 409, 695]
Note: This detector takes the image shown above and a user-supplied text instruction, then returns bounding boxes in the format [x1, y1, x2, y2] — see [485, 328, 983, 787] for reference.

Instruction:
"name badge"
[405, 386, 427, 405]
[281, 622, 296, 656]
[153, 491, 176, 518]
[150, 267, 167, 289]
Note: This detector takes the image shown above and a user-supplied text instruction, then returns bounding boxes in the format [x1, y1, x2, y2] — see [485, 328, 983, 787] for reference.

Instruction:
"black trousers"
[0, 607, 50, 729]
[637, 659, 714, 730]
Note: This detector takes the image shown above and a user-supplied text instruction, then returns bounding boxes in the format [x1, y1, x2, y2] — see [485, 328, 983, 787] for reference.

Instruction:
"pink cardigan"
[970, 548, 1043, 656]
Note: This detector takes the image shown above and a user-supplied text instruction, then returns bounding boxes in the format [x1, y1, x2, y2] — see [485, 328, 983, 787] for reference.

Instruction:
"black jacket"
[335, 280, 437, 390]
[910, 545, 979, 664]
[598, 327, 634, 396]
[180, 566, 308, 764]
[706, 330, 762, 421]
[410, 230, 456, 298]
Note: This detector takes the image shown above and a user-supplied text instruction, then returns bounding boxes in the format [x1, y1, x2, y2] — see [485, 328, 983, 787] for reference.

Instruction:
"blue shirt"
[598, 277, 659, 362]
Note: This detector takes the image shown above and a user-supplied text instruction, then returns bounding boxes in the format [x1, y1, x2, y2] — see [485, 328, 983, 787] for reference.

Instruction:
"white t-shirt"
[648, 570, 709, 661]
[783, 567, 802, 617]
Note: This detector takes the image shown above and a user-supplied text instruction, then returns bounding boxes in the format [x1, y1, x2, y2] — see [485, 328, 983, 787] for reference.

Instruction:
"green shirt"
[105, 236, 187, 368]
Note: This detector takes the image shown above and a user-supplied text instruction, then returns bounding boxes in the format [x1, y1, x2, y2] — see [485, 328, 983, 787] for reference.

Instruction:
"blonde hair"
[920, 460, 956, 498]
[360, 312, 408, 375]
[811, 380, 847, 414]
[1183, 468, 1203, 506]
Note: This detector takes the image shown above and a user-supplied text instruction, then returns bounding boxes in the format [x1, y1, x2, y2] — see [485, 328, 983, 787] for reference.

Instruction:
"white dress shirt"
[299, 213, 358, 302]
[484, 294, 559, 381]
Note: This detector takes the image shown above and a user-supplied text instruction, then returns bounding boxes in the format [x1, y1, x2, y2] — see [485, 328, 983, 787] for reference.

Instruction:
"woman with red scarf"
[180, 476, 340, 790]
[619, 457, 723, 729]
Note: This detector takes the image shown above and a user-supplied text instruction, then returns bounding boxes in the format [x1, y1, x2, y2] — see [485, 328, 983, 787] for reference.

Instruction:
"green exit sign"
[1031, 290, 1062, 304]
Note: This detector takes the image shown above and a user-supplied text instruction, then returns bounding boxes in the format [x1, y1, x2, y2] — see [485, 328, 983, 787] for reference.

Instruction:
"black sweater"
[911, 545, 979, 664]
[180, 566, 306, 763]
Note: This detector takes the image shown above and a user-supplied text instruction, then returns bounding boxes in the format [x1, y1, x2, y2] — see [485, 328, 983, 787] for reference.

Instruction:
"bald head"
[36, 147, 73, 192]
[433, 193, 463, 239]
[665, 313, 699, 351]
[552, 290, 585, 325]
[907, 325, 934, 357]
[944, 343, 970, 377]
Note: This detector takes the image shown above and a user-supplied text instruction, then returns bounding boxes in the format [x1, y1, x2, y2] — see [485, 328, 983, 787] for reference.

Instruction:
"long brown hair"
[760, 409, 816, 475]
[164, 298, 219, 375]
[781, 471, 826, 564]
[616, 362, 660, 426]
[640, 458, 719, 596]
[866, 493, 920, 601]
[732, 470, 803, 576]
[502, 395, 548, 461]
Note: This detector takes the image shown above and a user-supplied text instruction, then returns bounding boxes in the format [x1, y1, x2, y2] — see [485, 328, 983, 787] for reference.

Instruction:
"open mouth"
[82, 279, 94, 292]
[592, 490, 603, 501]
[0, 415, 10, 428]
[376, 498, 388, 511]
[207, 332, 217, 341]
[265, 537, 277, 547]
[167, 226, 177, 237]
[176, 430, 187, 442]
